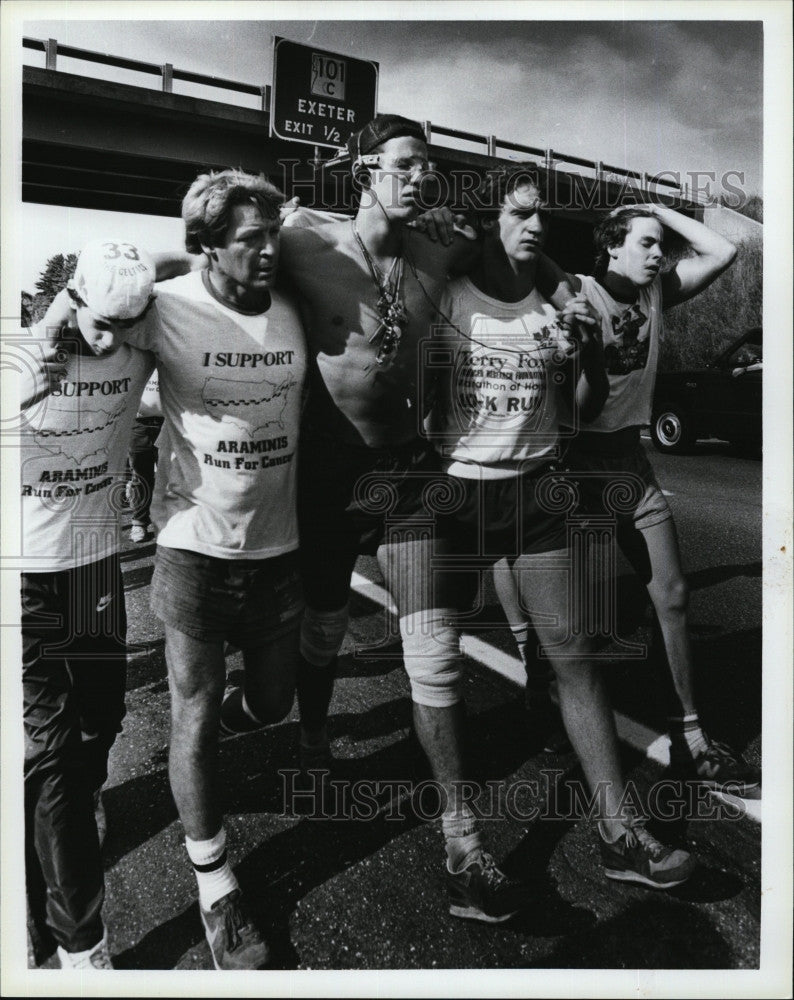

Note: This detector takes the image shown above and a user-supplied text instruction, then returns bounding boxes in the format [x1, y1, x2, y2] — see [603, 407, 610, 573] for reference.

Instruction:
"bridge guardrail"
[22, 35, 696, 203]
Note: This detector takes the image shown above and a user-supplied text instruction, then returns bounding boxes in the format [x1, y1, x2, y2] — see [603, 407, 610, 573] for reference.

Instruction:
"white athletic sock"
[185, 827, 239, 911]
[442, 804, 482, 872]
[668, 713, 709, 760]
[509, 622, 529, 662]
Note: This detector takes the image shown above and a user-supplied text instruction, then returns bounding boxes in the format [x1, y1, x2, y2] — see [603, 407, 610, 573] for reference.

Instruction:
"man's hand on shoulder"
[151, 251, 203, 281]
[21, 292, 73, 409]
[36, 289, 73, 346]
[281, 200, 352, 230]
[409, 207, 477, 246]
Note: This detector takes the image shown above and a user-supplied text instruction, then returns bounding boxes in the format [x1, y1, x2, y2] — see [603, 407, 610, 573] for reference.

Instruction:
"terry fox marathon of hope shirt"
[130, 271, 307, 560]
[432, 277, 570, 479]
[20, 341, 154, 572]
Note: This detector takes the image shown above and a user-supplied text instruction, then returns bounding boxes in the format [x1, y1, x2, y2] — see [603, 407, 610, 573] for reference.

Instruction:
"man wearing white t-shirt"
[21, 240, 156, 969]
[430, 168, 697, 890]
[130, 170, 306, 970]
[569, 206, 758, 792]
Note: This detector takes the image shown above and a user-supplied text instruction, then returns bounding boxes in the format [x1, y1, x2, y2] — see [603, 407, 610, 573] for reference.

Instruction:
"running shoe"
[57, 933, 113, 969]
[600, 818, 696, 889]
[200, 890, 270, 970]
[670, 740, 760, 795]
[219, 687, 263, 737]
[445, 851, 526, 923]
[94, 789, 107, 849]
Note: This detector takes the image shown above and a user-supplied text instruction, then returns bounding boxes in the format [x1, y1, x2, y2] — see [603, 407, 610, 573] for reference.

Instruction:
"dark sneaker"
[671, 741, 760, 795]
[200, 890, 269, 970]
[525, 689, 573, 755]
[299, 738, 334, 773]
[600, 820, 696, 890]
[219, 687, 263, 737]
[445, 851, 526, 923]
[57, 932, 113, 969]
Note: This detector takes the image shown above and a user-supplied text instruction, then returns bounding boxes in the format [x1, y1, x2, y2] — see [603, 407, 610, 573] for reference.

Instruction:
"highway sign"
[270, 37, 379, 149]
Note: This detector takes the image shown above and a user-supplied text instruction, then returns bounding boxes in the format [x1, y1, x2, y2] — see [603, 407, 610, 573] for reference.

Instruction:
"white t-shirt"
[576, 274, 663, 432]
[136, 371, 162, 419]
[131, 271, 306, 559]
[432, 277, 570, 479]
[20, 341, 154, 571]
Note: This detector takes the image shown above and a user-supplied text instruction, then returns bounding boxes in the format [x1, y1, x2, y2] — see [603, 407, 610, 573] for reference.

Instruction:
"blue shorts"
[150, 545, 303, 645]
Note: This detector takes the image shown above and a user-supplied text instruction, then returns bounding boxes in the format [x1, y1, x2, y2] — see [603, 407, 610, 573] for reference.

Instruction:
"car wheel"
[651, 405, 695, 454]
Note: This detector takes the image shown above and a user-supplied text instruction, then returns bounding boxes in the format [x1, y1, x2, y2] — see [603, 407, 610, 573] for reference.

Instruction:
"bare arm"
[19, 290, 73, 409]
[535, 251, 581, 310]
[649, 204, 737, 309]
[559, 295, 609, 423]
[150, 251, 202, 280]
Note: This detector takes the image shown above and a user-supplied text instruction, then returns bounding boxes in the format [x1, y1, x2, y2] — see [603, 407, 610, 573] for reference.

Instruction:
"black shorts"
[448, 464, 569, 560]
[150, 545, 304, 645]
[563, 428, 672, 531]
[298, 432, 453, 608]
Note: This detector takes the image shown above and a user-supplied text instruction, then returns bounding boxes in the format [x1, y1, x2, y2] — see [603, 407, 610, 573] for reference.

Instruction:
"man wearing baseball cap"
[21, 239, 156, 969]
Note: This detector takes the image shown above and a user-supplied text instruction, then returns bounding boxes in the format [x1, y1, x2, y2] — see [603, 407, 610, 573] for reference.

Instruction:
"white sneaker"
[57, 932, 113, 969]
[129, 524, 149, 543]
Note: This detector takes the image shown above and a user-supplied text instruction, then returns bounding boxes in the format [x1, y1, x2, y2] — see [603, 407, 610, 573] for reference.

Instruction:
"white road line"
[350, 571, 761, 824]
[661, 489, 675, 496]
[351, 572, 397, 614]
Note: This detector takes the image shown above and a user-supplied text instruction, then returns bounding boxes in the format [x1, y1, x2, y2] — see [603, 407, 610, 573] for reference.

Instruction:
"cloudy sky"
[2, 1, 782, 290]
[21, 12, 764, 189]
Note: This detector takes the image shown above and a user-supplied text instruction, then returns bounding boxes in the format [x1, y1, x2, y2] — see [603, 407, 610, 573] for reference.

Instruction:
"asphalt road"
[29, 440, 765, 976]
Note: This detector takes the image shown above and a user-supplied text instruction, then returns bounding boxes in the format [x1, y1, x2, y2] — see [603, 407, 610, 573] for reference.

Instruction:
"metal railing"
[23, 35, 693, 201]
[23, 36, 271, 110]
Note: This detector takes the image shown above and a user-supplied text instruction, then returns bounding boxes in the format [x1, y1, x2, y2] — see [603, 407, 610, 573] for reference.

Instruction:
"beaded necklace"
[351, 221, 408, 369]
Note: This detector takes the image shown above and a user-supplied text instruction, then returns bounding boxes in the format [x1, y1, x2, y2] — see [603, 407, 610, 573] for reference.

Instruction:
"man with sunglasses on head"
[260, 114, 565, 923]
[20, 239, 156, 969]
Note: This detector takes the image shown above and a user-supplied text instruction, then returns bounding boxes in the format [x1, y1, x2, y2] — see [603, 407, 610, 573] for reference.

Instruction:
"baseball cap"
[347, 114, 427, 160]
[71, 239, 156, 321]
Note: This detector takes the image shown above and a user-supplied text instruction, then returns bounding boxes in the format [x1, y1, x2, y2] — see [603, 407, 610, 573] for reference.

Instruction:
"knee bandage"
[300, 605, 350, 666]
[400, 609, 463, 708]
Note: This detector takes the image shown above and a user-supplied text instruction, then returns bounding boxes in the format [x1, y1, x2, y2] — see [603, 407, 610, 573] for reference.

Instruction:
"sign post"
[270, 37, 379, 150]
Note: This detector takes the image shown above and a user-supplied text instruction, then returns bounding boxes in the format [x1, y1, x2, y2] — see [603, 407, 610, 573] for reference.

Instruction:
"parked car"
[650, 327, 762, 454]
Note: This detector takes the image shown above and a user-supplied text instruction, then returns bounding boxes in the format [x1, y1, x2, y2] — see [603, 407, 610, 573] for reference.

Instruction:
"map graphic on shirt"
[603, 303, 649, 376]
[202, 375, 296, 434]
[32, 401, 126, 464]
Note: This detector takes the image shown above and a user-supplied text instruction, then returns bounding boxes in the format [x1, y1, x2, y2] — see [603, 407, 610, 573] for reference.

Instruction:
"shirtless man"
[261, 115, 528, 921]
[165, 116, 569, 921]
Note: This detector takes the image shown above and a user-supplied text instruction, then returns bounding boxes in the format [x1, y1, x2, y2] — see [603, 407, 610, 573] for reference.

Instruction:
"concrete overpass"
[22, 36, 725, 274]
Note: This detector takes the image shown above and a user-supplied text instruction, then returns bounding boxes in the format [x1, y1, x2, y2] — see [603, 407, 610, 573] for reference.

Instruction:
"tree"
[21, 251, 78, 326]
[719, 193, 763, 224]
